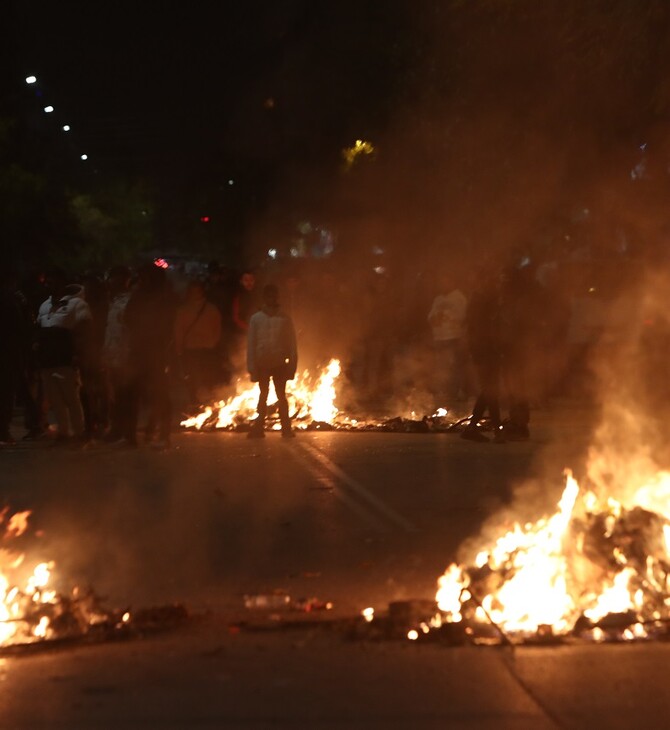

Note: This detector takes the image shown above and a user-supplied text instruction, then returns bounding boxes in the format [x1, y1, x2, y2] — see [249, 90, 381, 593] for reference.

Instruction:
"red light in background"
[200, 216, 210, 223]
[154, 258, 169, 269]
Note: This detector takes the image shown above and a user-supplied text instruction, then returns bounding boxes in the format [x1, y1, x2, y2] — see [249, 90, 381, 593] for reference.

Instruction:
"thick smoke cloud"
[243, 1, 670, 410]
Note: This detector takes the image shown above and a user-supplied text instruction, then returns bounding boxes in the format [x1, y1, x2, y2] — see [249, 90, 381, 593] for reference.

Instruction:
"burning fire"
[0, 509, 125, 647]
[0, 510, 58, 645]
[435, 468, 670, 640]
[181, 357, 461, 432]
[181, 358, 345, 431]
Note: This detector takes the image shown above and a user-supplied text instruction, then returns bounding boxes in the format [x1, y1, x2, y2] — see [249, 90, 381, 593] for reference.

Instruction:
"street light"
[44, 105, 54, 113]
[62, 125, 71, 132]
[25, 75, 37, 85]
[80, 154, 88, 161]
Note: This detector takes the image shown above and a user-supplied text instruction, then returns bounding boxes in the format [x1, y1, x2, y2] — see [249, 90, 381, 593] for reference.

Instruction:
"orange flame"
[434, 469, 669, 638]
[181, 358, 345, 431]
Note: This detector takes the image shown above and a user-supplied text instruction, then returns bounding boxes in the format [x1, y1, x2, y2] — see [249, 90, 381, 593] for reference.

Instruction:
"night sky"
[6, 0, 417, 258]
[8, 2, 406, 176]
[6, 1, 670, 267]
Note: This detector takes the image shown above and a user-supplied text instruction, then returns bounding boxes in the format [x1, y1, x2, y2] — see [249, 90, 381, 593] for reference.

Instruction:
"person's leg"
[273, 375, 292, 434]
[181, 350, 198, 406]
[60, 367, 85, 437]
[463, 356, 501, 442]
[155, 369, 172, 445]
[23, 366, 46, 436]
[42, 368, 70, 436]
[106, 368, 122, 439]
[503, 355, 529, 438]
[249, 375, 270, 437]
[0, 364, 17, 440]
[124, 371, 141, 445]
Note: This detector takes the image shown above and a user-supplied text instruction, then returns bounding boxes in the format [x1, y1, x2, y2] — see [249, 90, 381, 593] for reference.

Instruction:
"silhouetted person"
[232, 270, 259, 335]
[102, 265, 133, 442]
[247, 284, 297, 438]
[206, 262, 236, 383]
[79, 273, 109, 438]
[231, 270, 260, 374]
[462, 271, 504, 443]
[125, 264, 175, 449]
[174, 280, 222, 405]
[361, 274, 395, 403]
[18, 270, 48, 439]
[0, 270, 26, 444]
[499, 264, 547, 440]
[428, 273, 468, 406]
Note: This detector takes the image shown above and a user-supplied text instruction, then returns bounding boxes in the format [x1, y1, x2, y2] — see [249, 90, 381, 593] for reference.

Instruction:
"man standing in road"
[247, 284, 297, 439]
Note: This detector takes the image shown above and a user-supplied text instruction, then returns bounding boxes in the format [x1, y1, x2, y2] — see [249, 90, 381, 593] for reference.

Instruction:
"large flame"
[436, 468, 670, 639]
[0, 511, 59, 645]
[181, 358, 345, 431]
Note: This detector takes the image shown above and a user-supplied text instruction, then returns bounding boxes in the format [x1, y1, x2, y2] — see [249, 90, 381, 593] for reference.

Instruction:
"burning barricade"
[354, 470, 670, 645]
[180, 358, 462, 433]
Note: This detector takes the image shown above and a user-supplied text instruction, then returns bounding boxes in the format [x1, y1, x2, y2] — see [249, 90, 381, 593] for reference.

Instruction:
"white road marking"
[297, 440, 419, 533]
[290, 448, 389, 532]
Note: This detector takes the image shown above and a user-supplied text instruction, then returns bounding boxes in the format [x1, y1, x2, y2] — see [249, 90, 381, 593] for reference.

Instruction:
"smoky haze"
[245, 1, 670, 417]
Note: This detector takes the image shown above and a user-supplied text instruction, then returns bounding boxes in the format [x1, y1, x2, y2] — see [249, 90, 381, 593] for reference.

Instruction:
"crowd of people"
[0, 254, 620, 449]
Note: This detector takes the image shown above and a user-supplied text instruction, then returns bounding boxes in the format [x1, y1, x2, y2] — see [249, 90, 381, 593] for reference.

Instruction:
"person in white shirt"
[36, 270, 91, 441]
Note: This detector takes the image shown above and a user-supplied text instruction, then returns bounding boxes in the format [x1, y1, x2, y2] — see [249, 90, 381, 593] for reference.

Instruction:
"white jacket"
[428, 289, 467, 341]
[247, 306, 297, 378]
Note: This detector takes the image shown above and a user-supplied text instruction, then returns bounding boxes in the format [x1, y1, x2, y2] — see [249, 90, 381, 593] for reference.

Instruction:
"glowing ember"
[362, 607, 375, 622]
[435, 468, 670, 640]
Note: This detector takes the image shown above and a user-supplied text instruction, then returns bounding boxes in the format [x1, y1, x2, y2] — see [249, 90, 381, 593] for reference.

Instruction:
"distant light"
[200, 216, 210, 223]
[342, 138, 375, 170]
[44, 105, 54, 113]
[372, 245, 385, 256]
[25, 75, 37, 85]
[374, 266, 386, 275]
[407, 629, 419, 641]
[154, 258, 169, 270]
[289, 247, 300, 258]
[267, 248, 277, 259]
[80, 154, 88, 161]
[228, 179, 234, 186]
[62, 125, 71, 132]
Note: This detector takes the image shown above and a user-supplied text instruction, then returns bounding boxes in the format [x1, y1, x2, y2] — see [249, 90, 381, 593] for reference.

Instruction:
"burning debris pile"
[429, 470, 670, 644]
[0, 509, 186, 653]
[181, 358, 462, 433]
[348, 471, 670, 646]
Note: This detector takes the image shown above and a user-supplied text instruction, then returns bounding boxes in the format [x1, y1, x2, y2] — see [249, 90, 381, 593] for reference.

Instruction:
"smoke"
[585, 269, 670, 503]
[237, 2, 670, 409]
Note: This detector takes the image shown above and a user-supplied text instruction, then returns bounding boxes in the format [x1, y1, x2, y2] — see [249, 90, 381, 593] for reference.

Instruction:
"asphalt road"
[1, 405, 667, 729]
